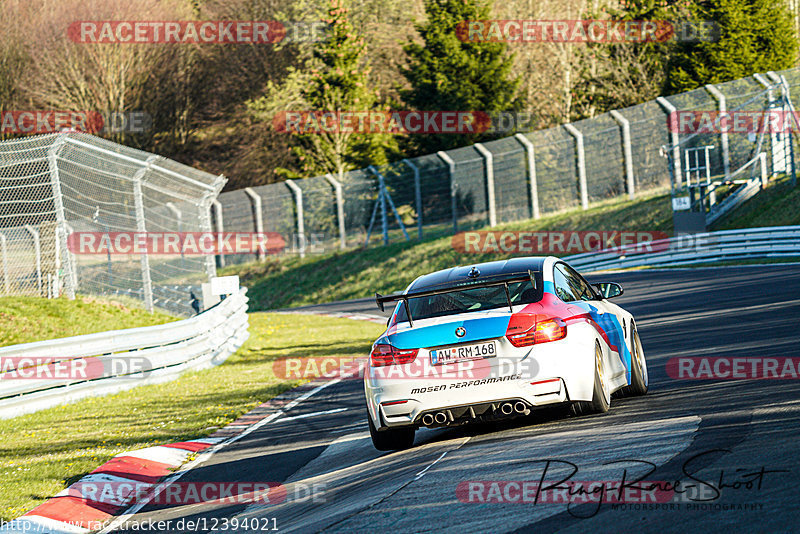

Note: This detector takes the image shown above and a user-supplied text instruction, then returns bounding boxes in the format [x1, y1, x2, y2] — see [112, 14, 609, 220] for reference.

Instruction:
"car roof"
[406, 257, 548, 294]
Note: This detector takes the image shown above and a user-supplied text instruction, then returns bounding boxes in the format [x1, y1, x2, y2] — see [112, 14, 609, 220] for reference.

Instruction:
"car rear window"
[394, 279, 542, 324]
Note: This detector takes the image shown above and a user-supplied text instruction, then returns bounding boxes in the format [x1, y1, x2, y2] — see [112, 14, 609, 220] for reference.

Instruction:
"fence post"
[609, 110, 635, 200]
[133, 156, 156, 312]
[24, 225, 42, 296]
[0, 232, 8, 295]
[513, 133, 540, 220]
[705, 84, 731, 180]
[46, 136, 76, 299]
[165, 203, 182, 229]
[324, 173, 347, 250]
[402, 159, 423, 239]
[563, 123, 589, 210]
[774, 72, 798, 186]
[753, 72, 774, 100]
[212, 200, 225, 267]
[198, 195, 217, 279]
[656, 97, 682, 188]
[244, 187, 265, 261]
[759, 152, 768, 188]
[753, 73, 781, 178]
[285, 180, 306, 257]
[52, 225, 60, 298]
[437, 151, 458, 233]
[474, 143, 497, 227]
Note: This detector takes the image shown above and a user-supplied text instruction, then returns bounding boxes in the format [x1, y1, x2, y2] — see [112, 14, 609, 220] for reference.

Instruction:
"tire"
[571, 341, 610, 416]
[368, 414, 415, 451]
[622, 322, 648, 397]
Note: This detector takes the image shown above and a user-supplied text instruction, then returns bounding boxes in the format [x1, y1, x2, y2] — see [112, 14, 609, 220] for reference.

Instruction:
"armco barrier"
[0, 288, 249, 419]
[565, 226, 800, 272]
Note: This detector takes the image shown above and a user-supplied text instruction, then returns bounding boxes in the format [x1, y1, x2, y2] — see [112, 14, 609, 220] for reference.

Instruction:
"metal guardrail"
[565, 226, 800, 272]
[0, 288, 249, 419]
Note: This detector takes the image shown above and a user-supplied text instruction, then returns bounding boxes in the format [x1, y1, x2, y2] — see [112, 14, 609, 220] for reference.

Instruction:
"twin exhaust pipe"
[501, 401, 530, 416]
[421, 401, 529, 427]
[421, 412, 448, 426]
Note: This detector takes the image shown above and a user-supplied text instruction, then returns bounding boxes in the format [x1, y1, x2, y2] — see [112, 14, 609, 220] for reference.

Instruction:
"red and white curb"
[2, 312, 375, 534]
[1, 379, 348, 534]
[1, 439, 221, 534]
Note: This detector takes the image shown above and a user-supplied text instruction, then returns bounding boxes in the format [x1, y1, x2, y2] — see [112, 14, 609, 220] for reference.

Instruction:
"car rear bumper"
[365, 326, 601, 430]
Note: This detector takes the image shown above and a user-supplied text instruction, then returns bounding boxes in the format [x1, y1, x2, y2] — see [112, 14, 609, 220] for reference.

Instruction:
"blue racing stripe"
[387, 315, 512, 349]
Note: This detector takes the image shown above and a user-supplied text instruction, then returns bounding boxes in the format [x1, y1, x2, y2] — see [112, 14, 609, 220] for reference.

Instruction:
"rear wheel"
[368, 414, 415, 451]
[622, 322, 648, 396]
[571, 341, 610, 416]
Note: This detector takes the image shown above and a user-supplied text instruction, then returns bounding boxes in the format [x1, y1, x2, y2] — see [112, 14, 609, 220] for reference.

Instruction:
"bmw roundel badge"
[455, 327, 466, 338]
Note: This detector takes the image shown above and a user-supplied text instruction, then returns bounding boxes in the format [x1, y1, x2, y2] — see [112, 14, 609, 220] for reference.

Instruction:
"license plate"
[430, 341, 496, 365]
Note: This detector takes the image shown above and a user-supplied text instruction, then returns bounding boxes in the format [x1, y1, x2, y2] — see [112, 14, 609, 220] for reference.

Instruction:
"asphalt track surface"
[111, 265, 800, 533]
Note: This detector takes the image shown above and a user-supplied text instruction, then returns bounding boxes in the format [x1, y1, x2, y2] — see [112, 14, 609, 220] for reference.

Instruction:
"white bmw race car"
[365, 256, 648, 451]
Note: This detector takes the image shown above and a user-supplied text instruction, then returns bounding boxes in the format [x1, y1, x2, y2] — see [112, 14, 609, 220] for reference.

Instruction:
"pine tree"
[401, 0, 523, 154]
[666, 0, 797, 94]
[249, 0, 396, 180]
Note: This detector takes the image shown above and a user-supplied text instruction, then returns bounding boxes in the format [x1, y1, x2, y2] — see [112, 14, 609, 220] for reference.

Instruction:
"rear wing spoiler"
[375, 271, 537, 326]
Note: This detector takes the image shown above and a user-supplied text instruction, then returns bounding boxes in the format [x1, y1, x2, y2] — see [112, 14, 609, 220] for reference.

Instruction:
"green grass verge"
[0, 312, 382, 521]
[222, 191, 675, 311]
[0, 296, 175, 347]
[713, 175, 800, 230]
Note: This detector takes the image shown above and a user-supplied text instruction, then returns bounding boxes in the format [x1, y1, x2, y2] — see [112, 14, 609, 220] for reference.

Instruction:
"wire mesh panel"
[777, 67, 800, 178]
[447, 145, 488, 230]
[0, 135, 59, 295]
[376, 160, 417, 236]
[0, 132, 225, 316]
[217, 188, 258, 265]
[623, 100, 672, 192]
[664, 87, 721, 179]
[482, 136, 529, 224]
[527, 126, 579, 215]
[254, 182, 301, 250]
[296, 175, 338, 252]
[405, 153, 451, 237]
[717, 76, 773, 176]
[577, 113, 626, 202]
[340, 168, 376, 247]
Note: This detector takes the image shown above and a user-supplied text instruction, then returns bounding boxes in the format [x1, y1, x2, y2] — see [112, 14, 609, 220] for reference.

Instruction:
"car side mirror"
[594, 282, 623, 299]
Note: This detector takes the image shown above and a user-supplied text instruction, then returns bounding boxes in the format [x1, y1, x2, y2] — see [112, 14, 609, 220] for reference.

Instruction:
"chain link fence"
[7, 70, 798, 293]
[0, 132, 225, 316]
[216, 66, 800, 264]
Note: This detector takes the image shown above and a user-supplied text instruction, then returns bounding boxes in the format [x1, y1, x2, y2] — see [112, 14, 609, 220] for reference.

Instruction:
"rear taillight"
[506, 318, 567, 347]
[370, 344, 419, 367]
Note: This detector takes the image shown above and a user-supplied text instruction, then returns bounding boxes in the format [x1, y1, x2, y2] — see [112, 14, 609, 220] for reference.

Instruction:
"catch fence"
[0, 132, 225, 316]
[215, 67, 800, 262]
